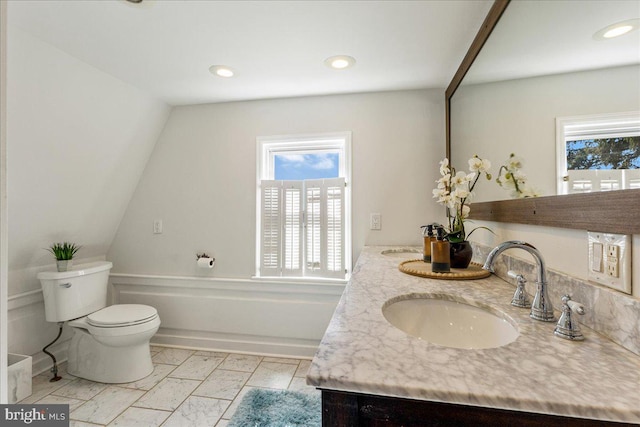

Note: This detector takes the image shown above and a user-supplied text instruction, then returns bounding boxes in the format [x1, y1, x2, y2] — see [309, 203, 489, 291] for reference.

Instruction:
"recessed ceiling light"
[209, 65, 234, 78]
[324, 55, 356, 70]
[594, 19, 640, 40]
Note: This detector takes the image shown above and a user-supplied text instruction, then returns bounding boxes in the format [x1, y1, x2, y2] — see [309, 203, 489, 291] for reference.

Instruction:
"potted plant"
[47, 242, 81, 272]
[432, 156, 493, 268]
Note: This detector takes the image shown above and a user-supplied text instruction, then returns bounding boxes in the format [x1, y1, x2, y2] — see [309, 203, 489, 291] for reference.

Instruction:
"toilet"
[37, 261, 160, 383]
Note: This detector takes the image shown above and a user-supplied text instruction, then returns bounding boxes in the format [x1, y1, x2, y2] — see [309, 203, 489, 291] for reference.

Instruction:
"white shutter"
[260, 180, 303, 277]
[305, 181, 322, 275]
[260, 180, 282, 276]
[325, 178, 345, 277]
[304, 178, 345, 278]
[282, 181, 303, 276]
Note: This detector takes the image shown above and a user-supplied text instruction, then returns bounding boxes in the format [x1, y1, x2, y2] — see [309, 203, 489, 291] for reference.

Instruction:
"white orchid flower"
[436, 174, 451, 185]
[432, 188, 445, 198]
[468, 156, 491, 173]
[439, 158, 450, 176]
[505, 153, 523, 170]
[451, 171, 468, 186]
[468, 156, 483, 172]
[452, 187, 470, 199]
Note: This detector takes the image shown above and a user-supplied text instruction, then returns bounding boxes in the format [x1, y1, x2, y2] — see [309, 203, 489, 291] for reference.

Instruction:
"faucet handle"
[554, 295, 585, 341]
[566, 298, 585, 315]
[507, 270, 531, 308]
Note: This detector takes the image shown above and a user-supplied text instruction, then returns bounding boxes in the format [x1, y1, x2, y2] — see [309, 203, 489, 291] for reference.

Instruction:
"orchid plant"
[432, 156, 493, 243]
[496, 153, 541, 198]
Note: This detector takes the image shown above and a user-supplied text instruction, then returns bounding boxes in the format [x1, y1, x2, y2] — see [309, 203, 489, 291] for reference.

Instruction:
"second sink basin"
[382, 295, 519, 350]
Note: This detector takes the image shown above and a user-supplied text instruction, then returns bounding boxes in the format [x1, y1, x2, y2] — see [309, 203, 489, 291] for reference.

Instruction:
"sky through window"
[274, 152, 339, 180]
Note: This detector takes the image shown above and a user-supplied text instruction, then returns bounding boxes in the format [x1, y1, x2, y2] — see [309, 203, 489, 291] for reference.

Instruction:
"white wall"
[6, 26, 171, 366]
[108, 89, 445, 277]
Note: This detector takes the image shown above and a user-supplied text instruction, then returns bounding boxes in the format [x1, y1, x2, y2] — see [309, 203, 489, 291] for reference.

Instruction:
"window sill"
[251, 275, 349, 286]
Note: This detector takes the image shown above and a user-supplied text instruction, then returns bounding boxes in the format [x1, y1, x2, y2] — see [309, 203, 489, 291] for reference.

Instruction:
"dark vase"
[450, 241, 473, 268]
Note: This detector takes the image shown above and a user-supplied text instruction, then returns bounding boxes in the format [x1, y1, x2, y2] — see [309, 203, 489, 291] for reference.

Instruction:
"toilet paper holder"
[196, 253, 215, 268]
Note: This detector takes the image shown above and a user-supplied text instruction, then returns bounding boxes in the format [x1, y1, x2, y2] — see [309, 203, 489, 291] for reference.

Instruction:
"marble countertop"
[307, 246, 640, 424]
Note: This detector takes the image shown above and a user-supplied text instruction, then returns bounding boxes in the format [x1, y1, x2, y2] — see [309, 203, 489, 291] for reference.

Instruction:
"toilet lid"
[87, 304, 158, 327]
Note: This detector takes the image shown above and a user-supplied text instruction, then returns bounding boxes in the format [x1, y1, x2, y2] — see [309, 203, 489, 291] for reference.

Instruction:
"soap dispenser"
[431, 227, 450, 273]
[420, 224, 436, 263]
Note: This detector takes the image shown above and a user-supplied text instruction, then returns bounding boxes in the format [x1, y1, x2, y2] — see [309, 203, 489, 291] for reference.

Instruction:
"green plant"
[47, 242, 81, 261]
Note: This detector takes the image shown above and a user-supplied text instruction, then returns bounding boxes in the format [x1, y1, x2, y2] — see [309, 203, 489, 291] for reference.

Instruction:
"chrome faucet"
[483, 241, 555, 322]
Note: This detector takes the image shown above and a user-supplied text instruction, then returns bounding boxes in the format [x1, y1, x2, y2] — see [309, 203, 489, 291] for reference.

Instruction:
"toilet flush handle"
[59, 283, 72, 288]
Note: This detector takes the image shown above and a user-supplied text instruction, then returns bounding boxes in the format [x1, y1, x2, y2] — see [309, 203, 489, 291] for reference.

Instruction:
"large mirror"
[446, 0, 640, 234]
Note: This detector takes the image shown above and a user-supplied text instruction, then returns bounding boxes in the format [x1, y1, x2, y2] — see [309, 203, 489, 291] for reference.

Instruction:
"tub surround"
[307, 246, 640, 424]
[110, 274, 344, 358]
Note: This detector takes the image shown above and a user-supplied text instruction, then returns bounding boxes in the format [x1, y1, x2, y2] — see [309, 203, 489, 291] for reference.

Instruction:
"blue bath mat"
[228, 388, 321, 427]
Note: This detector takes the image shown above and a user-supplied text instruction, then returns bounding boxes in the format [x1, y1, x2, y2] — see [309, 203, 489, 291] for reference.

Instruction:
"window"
[556, 112, 640, 194]
[256, 133, 351, 280]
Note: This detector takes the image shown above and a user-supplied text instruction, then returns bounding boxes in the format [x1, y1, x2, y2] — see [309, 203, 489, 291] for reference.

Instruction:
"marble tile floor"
[20, 346, 319, 427]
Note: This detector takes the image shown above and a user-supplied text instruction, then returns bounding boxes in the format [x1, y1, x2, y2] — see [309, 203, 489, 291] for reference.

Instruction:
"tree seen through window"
[566, 136, 640, 170]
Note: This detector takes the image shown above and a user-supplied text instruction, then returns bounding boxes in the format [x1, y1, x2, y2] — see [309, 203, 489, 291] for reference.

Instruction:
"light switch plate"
[587, 231, 631, 294]
[370, 213, 381, 230]
[153, 219, 163, 234]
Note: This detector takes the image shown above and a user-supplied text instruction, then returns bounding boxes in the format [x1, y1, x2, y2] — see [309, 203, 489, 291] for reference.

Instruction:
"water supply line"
[42, 322, 64, 382]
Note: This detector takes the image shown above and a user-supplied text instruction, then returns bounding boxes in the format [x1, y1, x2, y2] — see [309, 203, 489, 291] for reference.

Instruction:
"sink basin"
[381, 248, 421, 259]
[382, 296, 519, 349]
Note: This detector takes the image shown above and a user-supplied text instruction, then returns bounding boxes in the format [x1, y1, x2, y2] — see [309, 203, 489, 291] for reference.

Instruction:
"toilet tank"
[37, 261, 113, 322]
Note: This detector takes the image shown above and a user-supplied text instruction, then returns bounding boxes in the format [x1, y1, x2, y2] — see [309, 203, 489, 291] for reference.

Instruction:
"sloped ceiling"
[6, 27, 170, 292]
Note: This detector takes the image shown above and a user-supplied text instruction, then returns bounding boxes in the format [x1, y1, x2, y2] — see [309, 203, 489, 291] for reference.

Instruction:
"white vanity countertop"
[306, 246, 640, 424]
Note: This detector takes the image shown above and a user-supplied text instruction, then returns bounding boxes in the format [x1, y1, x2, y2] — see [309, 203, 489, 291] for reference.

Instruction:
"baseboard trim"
[152, 330, 318, 359]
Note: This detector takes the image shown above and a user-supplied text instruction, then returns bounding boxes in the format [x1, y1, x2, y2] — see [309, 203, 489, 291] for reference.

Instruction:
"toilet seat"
[88, 304, 158, 328]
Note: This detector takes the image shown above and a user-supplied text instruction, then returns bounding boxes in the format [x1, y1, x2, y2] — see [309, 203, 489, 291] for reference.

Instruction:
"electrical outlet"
[370, 213, 381, 230]
[607, 261, 619, 278]
[588, 231, 630, 294]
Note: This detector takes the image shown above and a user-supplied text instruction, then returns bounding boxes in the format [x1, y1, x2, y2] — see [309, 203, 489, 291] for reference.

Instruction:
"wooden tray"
[399, 259, 491, 280]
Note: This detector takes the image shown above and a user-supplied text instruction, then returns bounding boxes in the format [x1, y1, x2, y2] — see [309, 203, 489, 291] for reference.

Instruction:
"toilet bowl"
[67, 304, 160, 383]
[38, 262, 161, 383]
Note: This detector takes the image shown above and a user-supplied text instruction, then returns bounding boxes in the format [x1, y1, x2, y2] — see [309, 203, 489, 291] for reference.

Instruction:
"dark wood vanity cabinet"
[321, 390, 632, 427]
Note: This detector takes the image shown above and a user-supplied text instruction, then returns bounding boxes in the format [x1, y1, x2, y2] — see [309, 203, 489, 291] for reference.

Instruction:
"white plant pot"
[56, 260, 72, 272]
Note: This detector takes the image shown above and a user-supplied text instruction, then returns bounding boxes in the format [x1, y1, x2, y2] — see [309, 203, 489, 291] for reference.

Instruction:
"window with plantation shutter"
[257, 132, 351, 280]
[259, 178, 344, 278]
